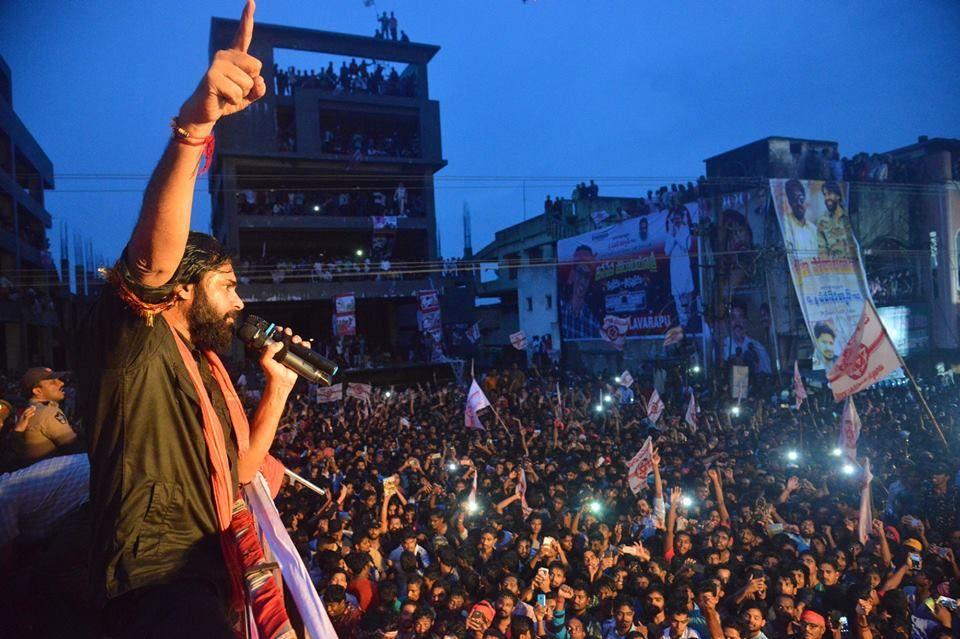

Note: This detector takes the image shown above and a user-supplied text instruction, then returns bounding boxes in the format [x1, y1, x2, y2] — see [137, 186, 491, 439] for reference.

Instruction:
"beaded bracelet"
[170, 117, 216, 175]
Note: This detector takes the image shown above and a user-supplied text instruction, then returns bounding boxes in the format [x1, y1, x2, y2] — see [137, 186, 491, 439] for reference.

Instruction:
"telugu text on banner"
[770, 179, 898, 397]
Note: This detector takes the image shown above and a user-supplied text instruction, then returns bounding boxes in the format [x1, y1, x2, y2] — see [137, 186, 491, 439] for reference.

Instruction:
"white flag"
[316, 383, 342, 403]
[245, 475, 339, 639]
[684, 393, 699, 432]
[646, 389, 664, 424]
[465, 380, 491, 430]
[601, 315, 630, 350]
[626, 437, 654, 495]
[510, 331, 528, 350]
[828, 301, 901, 401]
[858, 458, 874, 545]
[793, 361, 808, 409]
[619, 370, 634, 388]
[838, 396, 861, 461]
[516, 467, 533, 518]
[346, 382, 372, 403]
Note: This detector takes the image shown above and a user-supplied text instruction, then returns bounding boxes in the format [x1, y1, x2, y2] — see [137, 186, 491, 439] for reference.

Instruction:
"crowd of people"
[253, 359, 960, 639]
[273, 60, 418, 99]
[374, 11, 409, 42]
[233, 255, 468, 285]
[868, 269, 922, 307]
[4, 344, 960, 638]
[800, 149, 927, 185]
[321, 124, 421, 160]
[0, 276, 58, 313]
[236, 187, 426, 218]
[841, 153, 921, 185]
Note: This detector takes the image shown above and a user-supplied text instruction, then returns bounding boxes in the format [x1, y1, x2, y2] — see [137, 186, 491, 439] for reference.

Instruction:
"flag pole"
[285, 468, 327, 496]
[897, 356, 949, 449]
[870, 302, 949, 449]
[488, 403, 514, 442]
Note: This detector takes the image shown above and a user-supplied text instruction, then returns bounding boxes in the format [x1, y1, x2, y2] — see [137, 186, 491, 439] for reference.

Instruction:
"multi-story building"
[207, 19, 471, 365]
[473, 193, 678, 370]
[704, 135, 960, 373]
[0, 55, 62, 371]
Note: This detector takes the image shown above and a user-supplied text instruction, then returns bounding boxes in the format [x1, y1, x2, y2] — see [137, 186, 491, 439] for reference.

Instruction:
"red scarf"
[168, 322, 292, 638]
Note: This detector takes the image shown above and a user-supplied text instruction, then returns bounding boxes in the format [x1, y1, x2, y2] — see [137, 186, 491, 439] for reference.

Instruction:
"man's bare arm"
[126, 0, 265, 285]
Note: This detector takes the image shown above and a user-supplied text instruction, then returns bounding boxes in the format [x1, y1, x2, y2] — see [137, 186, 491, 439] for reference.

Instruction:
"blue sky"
[1, 0, 958, 267]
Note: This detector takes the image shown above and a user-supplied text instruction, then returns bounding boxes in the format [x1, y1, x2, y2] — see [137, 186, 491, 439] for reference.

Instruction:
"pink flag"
[465, 380, 491, 430]
[793, 361, 808, 409]
[858, 458, 874, 545]
[828, 301, 900, 401]
[684, 393, 699, 432]
[516, 468, 533, 518]
[316, 383, 342, 404]
[838, 396, 861, 461]
[626, 437, 654, 495]
[646, 389, 665, 424]
[619, 370, 634, 388]
[601, 315, 630, 350]
[663, 325, 684, 348]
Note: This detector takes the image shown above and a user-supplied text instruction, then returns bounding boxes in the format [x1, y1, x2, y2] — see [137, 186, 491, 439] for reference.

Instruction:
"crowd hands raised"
[273, 59, 417, 99]
[236, 187, 425, 218]
[259, 361, 960, 639]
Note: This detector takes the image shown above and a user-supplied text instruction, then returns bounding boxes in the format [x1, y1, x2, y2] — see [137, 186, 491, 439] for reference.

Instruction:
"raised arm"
[665, 486, 681, 557]
[495, 493, 521, 514]
[871, 519, 892, 567]
[708, 468, 730, 525]
[127, 0, 265, 286]
[652, 448, 665, 527]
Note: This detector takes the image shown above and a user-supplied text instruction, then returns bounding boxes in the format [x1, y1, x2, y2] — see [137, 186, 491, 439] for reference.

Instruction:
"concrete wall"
[517, 258, 559, 362]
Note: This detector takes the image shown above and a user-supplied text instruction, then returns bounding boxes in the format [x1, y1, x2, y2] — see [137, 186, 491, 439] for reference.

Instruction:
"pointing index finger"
[232, 0, 256, 53]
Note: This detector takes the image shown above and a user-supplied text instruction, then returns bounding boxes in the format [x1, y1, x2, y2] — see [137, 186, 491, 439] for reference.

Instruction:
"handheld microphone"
[238, 315, 338, 386]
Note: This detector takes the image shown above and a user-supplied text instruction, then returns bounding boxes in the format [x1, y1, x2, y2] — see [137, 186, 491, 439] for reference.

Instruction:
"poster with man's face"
[771, 179, 875, 372]
[556, 209, 700, 341]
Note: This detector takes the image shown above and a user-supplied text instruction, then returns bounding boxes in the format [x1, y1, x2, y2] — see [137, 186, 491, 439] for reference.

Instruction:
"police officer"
[12, 367, 77, 466]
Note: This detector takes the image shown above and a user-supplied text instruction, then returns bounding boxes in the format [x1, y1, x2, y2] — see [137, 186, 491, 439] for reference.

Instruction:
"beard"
[187, 285, 239, 353]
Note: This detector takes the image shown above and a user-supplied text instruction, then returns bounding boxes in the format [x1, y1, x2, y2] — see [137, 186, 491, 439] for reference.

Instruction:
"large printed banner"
[557, 205, 701, 341]
[371, 216, 397, 263]
[334, 293, 356, 337]
[417, 289, 445, 361]
[770, 179, 899, 398]
[709, 188, 776, 375]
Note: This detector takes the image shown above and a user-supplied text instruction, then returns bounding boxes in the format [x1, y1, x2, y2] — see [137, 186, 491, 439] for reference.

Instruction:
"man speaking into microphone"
[77, 3, 310, 636]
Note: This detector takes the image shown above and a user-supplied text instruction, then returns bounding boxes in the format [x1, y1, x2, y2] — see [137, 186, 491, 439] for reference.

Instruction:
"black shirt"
[78, 259, 240, 604]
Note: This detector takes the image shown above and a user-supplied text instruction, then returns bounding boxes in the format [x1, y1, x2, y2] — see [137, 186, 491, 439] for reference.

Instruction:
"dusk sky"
[1, 0, 958, 269]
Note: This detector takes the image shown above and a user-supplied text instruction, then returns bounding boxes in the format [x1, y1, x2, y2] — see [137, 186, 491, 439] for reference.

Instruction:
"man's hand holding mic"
[259, 326, 309, 394]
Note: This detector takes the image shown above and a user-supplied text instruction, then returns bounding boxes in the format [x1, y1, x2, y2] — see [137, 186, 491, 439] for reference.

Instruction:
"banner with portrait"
[334, 293, 357, 337]
[371, 216, 397, 262]
[556, 205, 702, 342]
[707, 188, 777, 375]
[770, 179, 899, 395]
[417, 289, 445, 361]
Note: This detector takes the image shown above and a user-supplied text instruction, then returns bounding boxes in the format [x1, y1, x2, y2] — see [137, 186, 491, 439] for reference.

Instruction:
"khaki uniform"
[14, 399, 76, 465]
[817, 208, 855, 258]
